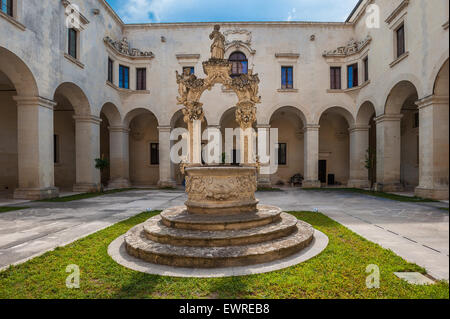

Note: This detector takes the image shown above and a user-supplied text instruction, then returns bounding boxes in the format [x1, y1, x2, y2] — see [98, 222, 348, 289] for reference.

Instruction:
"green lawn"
[38, 188, 135, 202]
[303, 188, 437, 203]
[0, 211, 448, 299]
[0, 207, 29, 214]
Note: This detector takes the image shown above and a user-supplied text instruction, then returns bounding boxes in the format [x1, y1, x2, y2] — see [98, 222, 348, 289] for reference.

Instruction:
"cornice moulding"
[385, 0, 409, 24]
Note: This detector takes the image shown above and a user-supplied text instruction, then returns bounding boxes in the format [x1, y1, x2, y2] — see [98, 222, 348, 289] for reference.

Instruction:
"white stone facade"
[0, 0, 448, 199]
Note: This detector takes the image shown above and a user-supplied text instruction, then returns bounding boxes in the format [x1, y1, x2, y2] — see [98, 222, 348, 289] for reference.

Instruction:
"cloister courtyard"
[0, 188, 448, 299]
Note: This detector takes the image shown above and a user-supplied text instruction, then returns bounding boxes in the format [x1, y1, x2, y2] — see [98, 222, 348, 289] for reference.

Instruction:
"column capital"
[207, 124, 221, 129]
[256, 124, 271, 129]
[109, 125, 130, 133]
[375, 114, 403, 123]
[13, 96, 57, 110]
[157, 125, 172, 133]
[303, 124, 320, 131]
[73, 114, 102, 125]
[416, 95, 449, 109]
[348, 125, 371, 133]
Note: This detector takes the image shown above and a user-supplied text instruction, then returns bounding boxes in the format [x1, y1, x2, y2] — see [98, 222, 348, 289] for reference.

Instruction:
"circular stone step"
[160, 205, 282, 231]
[124, 219, 314, 268]
[144, 213, 298, 247]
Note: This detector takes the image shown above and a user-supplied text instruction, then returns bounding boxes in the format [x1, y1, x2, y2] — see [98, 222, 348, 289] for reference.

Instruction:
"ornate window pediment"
[103, 36, 155, 59]
[224, 28, 256, 55]
[322, 35, 372, 58]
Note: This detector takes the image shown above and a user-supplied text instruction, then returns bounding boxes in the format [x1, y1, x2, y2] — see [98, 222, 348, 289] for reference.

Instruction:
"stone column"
[158, 125, 176, 187]
[256, 124, 272, 187]
[375, 114, 403, 192]
[73, 115, 102, 192]
[13, 96, 59, 200]
[108, 126, 130, 189]
[348, 125, 371, 188]
[303, 124, 321, 188]
[415, 96, 449, 200]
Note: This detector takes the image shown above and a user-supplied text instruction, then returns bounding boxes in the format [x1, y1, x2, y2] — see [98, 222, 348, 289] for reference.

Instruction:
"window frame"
[330, 66, 341, 90]
[107, 58, 114, 83]
[0, 0, 13, 17]
[136, 67, 147, 91]
[281, 66, 294, 90]
[150, 142, 160, 165]
[119, 65, 130, 89]
[68, 28, 78, 59]
[347, 63, 359, 89]
[229, 51, 248, 78]
[396, 23, 406, 58]
[363, 56, 369, 83]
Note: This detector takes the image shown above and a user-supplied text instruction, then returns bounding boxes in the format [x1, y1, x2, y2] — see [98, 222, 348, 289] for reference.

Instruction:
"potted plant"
[95, 155, 110, 192]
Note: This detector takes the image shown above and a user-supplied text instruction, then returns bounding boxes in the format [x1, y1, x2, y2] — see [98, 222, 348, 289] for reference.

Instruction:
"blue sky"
[106, 0, 360, 24]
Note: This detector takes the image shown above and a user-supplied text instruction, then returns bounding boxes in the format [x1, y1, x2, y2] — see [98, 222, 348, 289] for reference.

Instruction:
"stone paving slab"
[394, 272, 436, 285]
[0, 188, 448, 281]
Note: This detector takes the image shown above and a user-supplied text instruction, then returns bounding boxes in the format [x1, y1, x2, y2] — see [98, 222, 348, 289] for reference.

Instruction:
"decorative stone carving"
[176, 25, 261, 131]
[103, 36, 154, 58]
[322, 35, 372, 57]
[223, 28, 256, 55]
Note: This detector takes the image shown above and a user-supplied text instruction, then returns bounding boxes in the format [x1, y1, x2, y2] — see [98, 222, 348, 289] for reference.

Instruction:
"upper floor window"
[119, 65, 129, 89]
[0, 0, 13, 17]
[396, 24, 405, 58]
[363, 57, 369, 82]
[347, 63, 358, 89]
[68, 28, 78, 59]
[281, 66, 293, 89]
[229, 52, 248, 78]
[330, 67, 341, 90]
[107, 58, 114, 83]
[183, 66, 195, 75]
[136, 68, 147, 90]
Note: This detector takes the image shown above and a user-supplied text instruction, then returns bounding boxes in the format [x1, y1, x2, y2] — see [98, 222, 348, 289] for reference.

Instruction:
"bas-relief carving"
[185, 175, 257, 202]
[175, 25, 261, 130]
[322, 35, 372, 57]
[104, 36, 155, 58]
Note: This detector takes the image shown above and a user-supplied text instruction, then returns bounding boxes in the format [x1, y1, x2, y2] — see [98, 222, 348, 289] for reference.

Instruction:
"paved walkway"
[0, 189, 448, 280]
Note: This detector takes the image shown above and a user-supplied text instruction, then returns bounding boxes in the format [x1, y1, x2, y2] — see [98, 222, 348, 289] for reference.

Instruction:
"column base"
[347, 179, 370, 189]
[108, 178, 131, 189]
[158, 180, 177, 188]
[73, 183, 101, 193]
[257, 175, 272, 188]
[415, 186, 449, 200]
[374, 182, 404, 192]
[302, 180, 321, 188]
[14, 187, 59, 200]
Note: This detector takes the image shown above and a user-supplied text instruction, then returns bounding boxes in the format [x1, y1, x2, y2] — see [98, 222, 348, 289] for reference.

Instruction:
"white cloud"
[286, 7, 296, 22]
[118, 0, 177, 23]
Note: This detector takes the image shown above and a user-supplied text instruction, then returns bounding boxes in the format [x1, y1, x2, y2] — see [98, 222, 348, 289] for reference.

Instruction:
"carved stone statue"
[209, 25, 226, 60]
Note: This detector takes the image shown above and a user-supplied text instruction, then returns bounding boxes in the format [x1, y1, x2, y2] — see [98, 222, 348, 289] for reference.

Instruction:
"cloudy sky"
[106, 0, 360, 24]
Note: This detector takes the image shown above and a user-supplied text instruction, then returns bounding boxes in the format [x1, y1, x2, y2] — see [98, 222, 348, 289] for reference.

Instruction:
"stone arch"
[259, 104, 311, 125]
[269, 105, 307, 126]
[427, 50, 449, 95]
[53, 82, 91, 116]
[384, 80, 419, 115]
[317, 106, 355, 127]
[356, 101, 376, 126]
[0, 46, 38, 97]
[433, 59, 449, 96]
[124, 108, 159, 128]
[100, 102, 122, 127]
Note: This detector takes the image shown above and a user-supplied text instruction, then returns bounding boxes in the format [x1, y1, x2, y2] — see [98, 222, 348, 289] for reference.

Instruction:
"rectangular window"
[347, 63, 358, 88]
[363, 57, 369, 82]
[107, 58, 114, 83]
[54, 135, 60, 164]
[150, 143, 159, 165]
[277, 143, 287, 165]
[183, 66, 195, 75]
[136, 68, 147, 90]
[68, 28, 77, 59]
[281, 66, 293, 89]
[396, 24, 405, 58]
[119, 65, 129, 89]
[330, 67, 341, 90]
[0, 0, 13, 17]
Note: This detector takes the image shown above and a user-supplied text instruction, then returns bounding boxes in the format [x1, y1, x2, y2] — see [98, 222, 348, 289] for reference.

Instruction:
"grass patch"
[0, 206, 29, 213]
[0, 211, 448, 299]
[38, 188, 135, 202]
[304, 188, 436, 203]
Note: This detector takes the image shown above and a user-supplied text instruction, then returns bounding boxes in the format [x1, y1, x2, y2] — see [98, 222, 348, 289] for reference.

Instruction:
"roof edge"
[346, 0, 365, 22]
